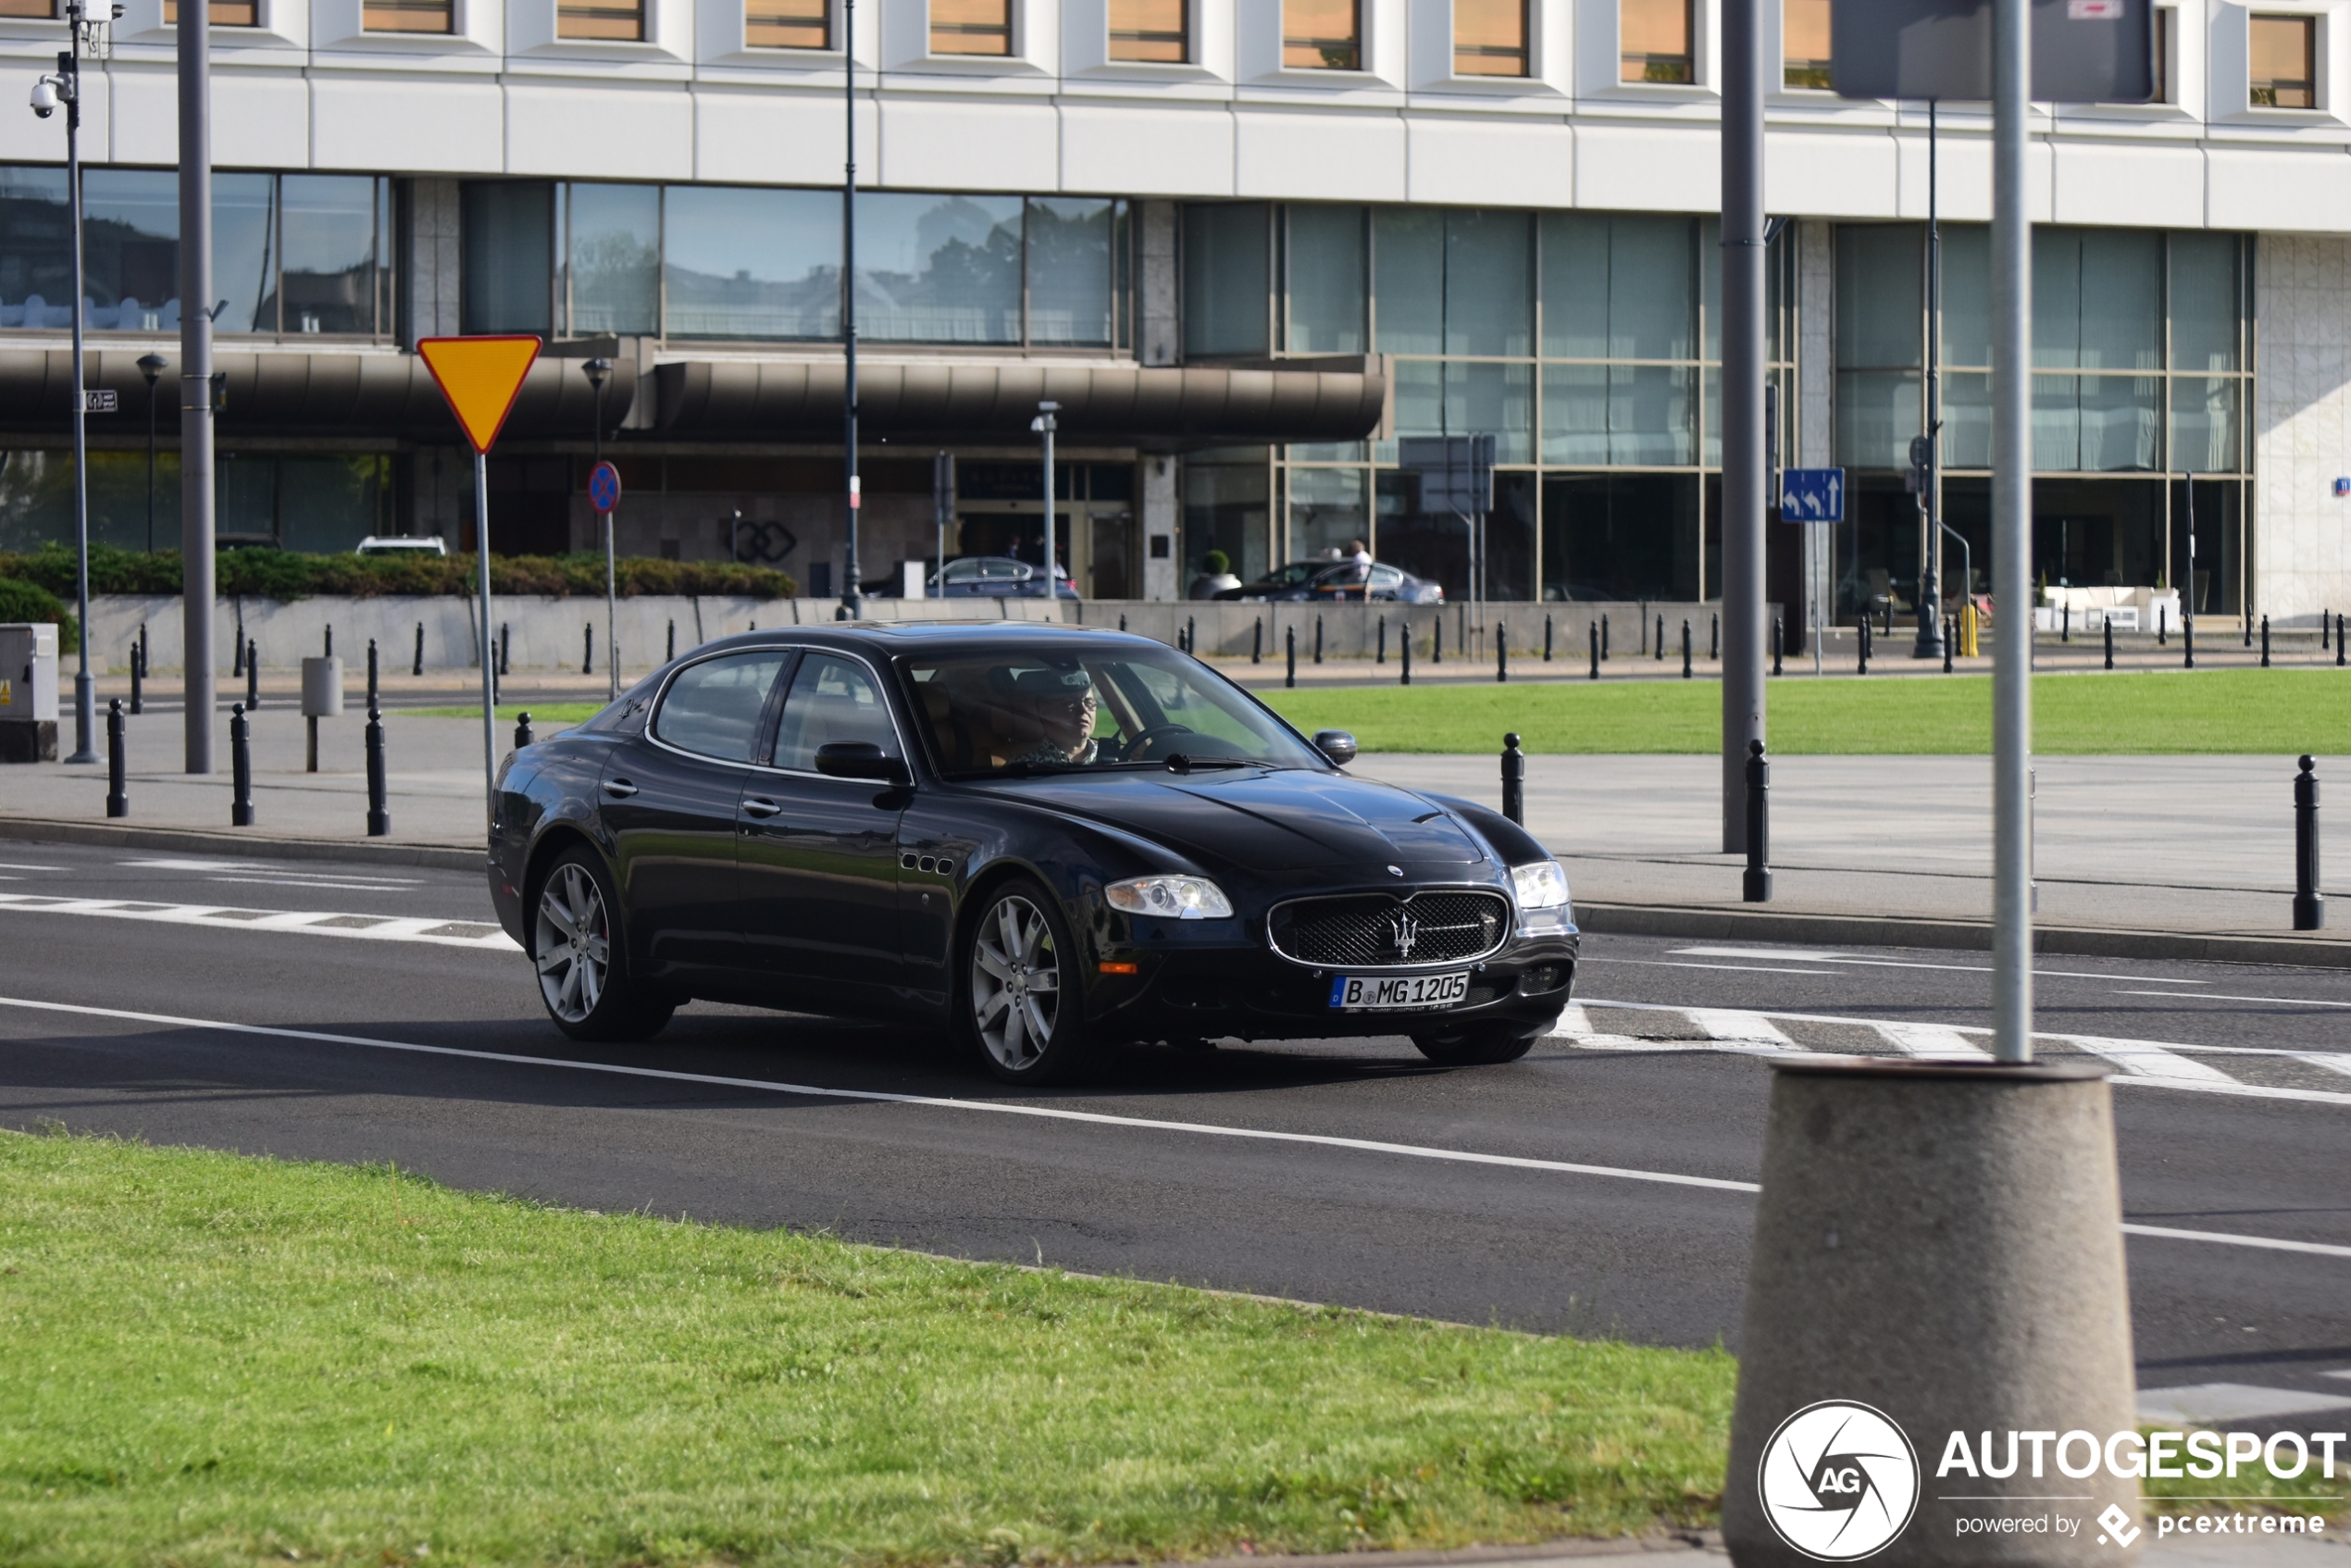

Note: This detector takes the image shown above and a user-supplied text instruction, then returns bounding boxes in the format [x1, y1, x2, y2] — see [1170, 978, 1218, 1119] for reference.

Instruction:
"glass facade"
[1183, 202, 1793, 604]
[1284, 0, 1359, 68]
[0, 449, 391, 555]
[0, 166, 392, 336]
[746, 0, 827, 46]
[2249, 15, 2315, 107]
[1454, 0, 1527, 76]
[365, 0, 453, 32]
[559, 0, 643, 40]
[1620, 0, 1690, 81]
[932, 0, 1011, 55]
[1109, 0, 1186, 60]
[1783, 0, 1830, 87]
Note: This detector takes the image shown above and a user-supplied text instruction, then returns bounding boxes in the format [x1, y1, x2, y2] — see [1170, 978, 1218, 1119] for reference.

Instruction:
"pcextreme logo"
[1757, 1400, 1922, 1562]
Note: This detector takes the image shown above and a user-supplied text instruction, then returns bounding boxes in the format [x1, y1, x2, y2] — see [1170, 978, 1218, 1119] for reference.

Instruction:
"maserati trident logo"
[1387, 911, 1421, 960]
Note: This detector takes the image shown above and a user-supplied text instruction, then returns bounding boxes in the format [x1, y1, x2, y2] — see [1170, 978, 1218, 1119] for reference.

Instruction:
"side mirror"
[1313, 729, 1357, 767]
[815, 740, 908, 783]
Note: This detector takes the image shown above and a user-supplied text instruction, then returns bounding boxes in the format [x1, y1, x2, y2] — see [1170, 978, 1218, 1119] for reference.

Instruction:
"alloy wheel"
[970, 893, 1061, 1072]
[535, 862, 611, 1025]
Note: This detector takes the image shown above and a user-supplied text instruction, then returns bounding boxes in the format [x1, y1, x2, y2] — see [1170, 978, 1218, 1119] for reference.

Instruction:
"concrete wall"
[2255, 233, 2351, 626]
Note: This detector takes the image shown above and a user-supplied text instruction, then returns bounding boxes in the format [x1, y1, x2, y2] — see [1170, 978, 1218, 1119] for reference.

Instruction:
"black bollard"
[584, 623, 593, 677]
[500, 622, 511, 678]
[1710, 612, 1720, 662]
[1544, 614, 1554, 662]
[365, 704, 389, 838]
[246, 640, 259, 711]
[106, 698, 127, 818]
[1858, 616, 1871, 675]
[367, 638, 379, 710]
[128, 641, 143, 715]
[2061, 602, 2070, 643]
[230, 703, 255, 827]
[1497, 622, 1508, 684]
[1376, 616, 1386, 665]
[1681, 619, 1692, 678]
[2158, 605, 2167, 645]
[414, 620, 425, 676]
[2327, 611, 2333, 652]
[1884, 601, 1895, 638]
[1500, 732, 1525, 825]
[1773, 614, 1784, 678]
[138, 621, 148, 682]
[1589, 619, 1600, 680]
[1944, 616, 1955, 675]
[2184, 613, 2196, 669]
[2295, 755, 2324, 930]
[1601, 614, 1610, 662]
[324, 624, 333, 659]
[515, 711, 535, 750]
[1119, 614, 1126, 632]
[1187, 616, 1196, 656]
[2104, 617, 2114, 671]
[2339, 615, 2345, 667]
[233, 633, 244, 678]
[1314, 615, 1324, 665]
[1400, 626, 1412, 686]
[2261, 614, 2271, 667]
[2245, 610, 2254, 649]
[1432, 615, 1442, 665]
[1655, 613, 1664, 661]
[1285, 627, 1297, 689]
[666, 620, 677, 662]
[1253, 618, 1263, 664]
[1743, 740, 1773, 902]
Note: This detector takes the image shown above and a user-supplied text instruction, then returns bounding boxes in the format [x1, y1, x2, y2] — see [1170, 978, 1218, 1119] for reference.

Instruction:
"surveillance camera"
[29, 79, 57, 117]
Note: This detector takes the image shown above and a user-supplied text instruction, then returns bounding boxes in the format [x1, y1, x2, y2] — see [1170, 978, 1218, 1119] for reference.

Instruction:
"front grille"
[1267, 890, 1511, 969]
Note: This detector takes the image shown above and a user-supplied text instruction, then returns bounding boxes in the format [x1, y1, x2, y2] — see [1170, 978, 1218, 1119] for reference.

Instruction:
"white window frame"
[1577, 0, 1714, 102]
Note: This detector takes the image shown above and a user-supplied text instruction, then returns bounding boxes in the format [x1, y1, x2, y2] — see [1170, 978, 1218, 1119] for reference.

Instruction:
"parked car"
[1213, 559, 1443, 604]
[355, 535, 448, 557]
[929, 555, 1080, 600]
[489, 624, 1578, 1083]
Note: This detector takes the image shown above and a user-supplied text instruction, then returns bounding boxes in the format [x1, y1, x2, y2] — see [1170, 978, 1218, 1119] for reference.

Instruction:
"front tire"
[531, 848, 674, 1043]
[963, 877, 1090, 1084]
[1411, 1019, 1543, 1065]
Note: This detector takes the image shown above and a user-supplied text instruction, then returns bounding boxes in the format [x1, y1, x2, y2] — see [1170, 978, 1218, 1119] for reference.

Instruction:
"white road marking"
[2300, 1054, 2351, 1078]
[205, 876, 438, 893]
[1687, 1008, 1797, 1046]
[2136, 1383, 2351, 1424]
[1872, 1023, 1994, 1061]
[0, 991, 2343, 1265]
[2114, 989, 2351, 1009]
[0, 893, 516, 951]
[1582, 958, 1841, 976]
[1544, 1004, 1641, 1047]
[2063, 1037, 2239, 1084]
[1667, 946, 2233, 986]
[0, 862, 65, 872]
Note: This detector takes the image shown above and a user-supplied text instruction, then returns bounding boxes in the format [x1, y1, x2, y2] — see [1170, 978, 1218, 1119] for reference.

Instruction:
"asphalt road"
[1, 838, 2344, 1418]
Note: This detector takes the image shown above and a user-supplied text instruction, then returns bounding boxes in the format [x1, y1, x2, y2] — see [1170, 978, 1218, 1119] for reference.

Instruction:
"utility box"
[0, 622, 58, 764]
[901, 560, 927, 599]
[300, 655, 344, 718]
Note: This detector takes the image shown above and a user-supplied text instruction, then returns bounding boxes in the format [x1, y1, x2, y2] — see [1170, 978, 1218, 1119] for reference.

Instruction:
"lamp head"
[29, 78, 57, 117]
[137, 353, 166, 383]
[581, 356, 611, 390]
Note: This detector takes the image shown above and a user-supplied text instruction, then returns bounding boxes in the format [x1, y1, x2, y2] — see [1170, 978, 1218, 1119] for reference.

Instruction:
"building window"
[1621, 0, 1691, 82]
[1783, 0, 1829, 87]
[558, 0, 642, 40]
[163, 0, 260, 26]
[462, 181, 555, 334]
[1109, 0, 1185, 61]
[0, 0, 53, 16]
[746, 0, 827, 47]
[1184, 205, 1271, 356]
[1454, 0, 1526, 76]
[1283, 0, 1360, 69]
[2152, 6, 2172, 101]
[2249, 14, 2315, 106]
[363, 0, 451, 31]
[930, 0, 1010, 55]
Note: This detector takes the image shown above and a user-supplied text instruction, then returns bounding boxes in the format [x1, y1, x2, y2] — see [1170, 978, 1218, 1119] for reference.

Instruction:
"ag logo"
[1756, 1400, 1920, 1561]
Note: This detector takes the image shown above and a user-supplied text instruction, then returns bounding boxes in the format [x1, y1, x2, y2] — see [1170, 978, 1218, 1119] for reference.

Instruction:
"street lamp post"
[840, 0, 862, 619]
[582, 356, 615, 701]
[139, 353, 165, 554]
[1032, 402, 1060, 602]
[31, 2, 101, 765]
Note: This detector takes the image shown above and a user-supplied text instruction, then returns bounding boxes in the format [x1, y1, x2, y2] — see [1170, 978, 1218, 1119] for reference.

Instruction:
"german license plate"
[1329, 971, 1472, 1012]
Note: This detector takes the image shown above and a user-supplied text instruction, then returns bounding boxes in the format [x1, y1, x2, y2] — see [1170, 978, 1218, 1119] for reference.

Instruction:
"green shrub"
[0, 547, 793, 604]
[0, 574, 77, 653]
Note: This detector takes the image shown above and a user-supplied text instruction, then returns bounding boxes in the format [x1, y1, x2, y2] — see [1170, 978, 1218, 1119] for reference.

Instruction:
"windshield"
[902, 644, 1327, 777]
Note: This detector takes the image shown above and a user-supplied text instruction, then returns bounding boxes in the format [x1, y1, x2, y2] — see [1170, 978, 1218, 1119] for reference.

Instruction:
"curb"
[1177, 1536, 1722, 1568]
[0, 816, 483, 873]
[1575, 900, 2351, 970]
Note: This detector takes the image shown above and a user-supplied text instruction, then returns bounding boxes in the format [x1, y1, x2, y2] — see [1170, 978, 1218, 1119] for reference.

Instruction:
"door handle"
[602, 778, 639, 798]
[740, 796, 781, 818]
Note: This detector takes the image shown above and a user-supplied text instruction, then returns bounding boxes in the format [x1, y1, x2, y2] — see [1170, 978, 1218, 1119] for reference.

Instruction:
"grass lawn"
[1257, 667, 2351, 754]
[410, 703, 604, 726]
[0, 1129, 1734, 1567]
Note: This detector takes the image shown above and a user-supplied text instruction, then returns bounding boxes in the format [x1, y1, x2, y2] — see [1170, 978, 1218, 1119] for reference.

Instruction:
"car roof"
[681, 620, 1167, 659]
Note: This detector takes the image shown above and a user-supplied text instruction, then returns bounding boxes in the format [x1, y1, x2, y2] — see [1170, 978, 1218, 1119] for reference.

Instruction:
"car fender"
[1413, 790, 1555, 868]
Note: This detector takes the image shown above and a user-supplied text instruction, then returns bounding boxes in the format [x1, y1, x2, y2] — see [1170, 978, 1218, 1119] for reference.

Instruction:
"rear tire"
[1411, 1020, 1542, 1065]
[962, 877, 1091, 1084]
[531, 847, 674, 1043]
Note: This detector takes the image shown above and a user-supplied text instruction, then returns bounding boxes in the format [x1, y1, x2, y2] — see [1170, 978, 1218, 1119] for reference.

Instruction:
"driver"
[1008, 667, 1101, 765]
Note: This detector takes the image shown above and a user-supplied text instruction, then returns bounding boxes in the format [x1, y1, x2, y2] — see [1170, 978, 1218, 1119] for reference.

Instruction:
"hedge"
[0, 543, 796, 604]
[0, 573, 79, 653]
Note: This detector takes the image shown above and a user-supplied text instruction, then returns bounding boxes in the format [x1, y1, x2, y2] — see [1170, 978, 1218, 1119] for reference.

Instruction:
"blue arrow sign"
[1779, 467, 1845, 523]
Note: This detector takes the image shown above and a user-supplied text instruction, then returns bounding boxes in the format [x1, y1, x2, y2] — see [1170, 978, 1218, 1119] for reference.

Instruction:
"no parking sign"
[589, 461, 622, 515]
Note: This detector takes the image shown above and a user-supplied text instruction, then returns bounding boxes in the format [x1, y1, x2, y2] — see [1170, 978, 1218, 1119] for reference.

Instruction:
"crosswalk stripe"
[1687, 1008, 1796, 1046]
[1872, 1023, 1994, 1061]
[0, 893, 518, 952]
[2060, 1037, 2236, 1083]
[2297, 1053, 2351, 1078]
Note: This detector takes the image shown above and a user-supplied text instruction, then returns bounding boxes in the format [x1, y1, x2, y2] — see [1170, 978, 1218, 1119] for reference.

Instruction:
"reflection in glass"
[363, 0, 452, 32]
[1390, 359, 1444, 442]
[1784, 0, 1830, 87]
[1284, 0, 1359, 68]
[81, 169, 180, 330]
[1835, 369, 1922, 469]
[1183, 204, 1268, 355]
[280, 456, 388, 554]
[1446, 360, 1533, 463]
[558, 0, 642, 39]
[2077, 376, 2159, 470]
[1942, 223, 1992, 367]
[1543, 364, 1692, 466]
[214, 173, 278, 335]
[1110, 0, 1185, 60]
[1027, 197, 1113, 345]
[1444, 210, 1531, 357]
[2171, 378, 2239, 473]
[1620, 0, 1690, 81]
[931, 0, 1011, 54]
[746, 0, 827, 46]
[275, 174, 378, 335]
[1542, 213, 1694, 361]
[2032, 375, 2079, 471]
[1287, 466, 1368, 560]
[2171, 232, 2240, 372]
[2250, 14, 2314, 106]
[1835, 225, 1921, 369]
[1454, 0, 1526, 76]
[164, 0, 260, 25]
[1183, 453, 1271, 583]
[1942, 372, 1991, 468]
[664, 185, 839, 339]
[2076, 230, 2162, 369]
[568, 183, 660, 336]
[0, 167, 69, 328]
[1287, 205, 1365, 354]
[856, 193, 1020, 343]
[1373, 207, 1442, 355]
[1542, 472, 1699, 600]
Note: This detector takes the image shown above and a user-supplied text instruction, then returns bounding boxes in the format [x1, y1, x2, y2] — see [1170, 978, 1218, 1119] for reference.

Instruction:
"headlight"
[1511, 860, 1571, 911]
[1104, 875, 1233, 921]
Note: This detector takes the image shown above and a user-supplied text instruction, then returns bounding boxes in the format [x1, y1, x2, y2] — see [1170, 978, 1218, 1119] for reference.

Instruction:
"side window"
[771, 653, 900, 772]
[652, 651, 789, 761]
[1372, 565, 1404, 588]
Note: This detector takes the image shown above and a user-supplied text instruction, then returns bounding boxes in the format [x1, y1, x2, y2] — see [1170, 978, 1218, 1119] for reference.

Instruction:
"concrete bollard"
[1187, 616, 1196, 656]
[1742, 739, 1771, 902]
[1711, 612, 1720, 662]
[106, 698, 127, 818]
[2158, 604, 2166, 645]
[1432, 615, 1443, 665]
[230, 703, 255, 827]
[2327, 609, 2332, 652]
[1942, 616, 1954, 674]
[2295, 756, 2323, 931]
[500, 622, 512, 678]
[2183, 613, 2195, 669]
[367, 638, 379, 710]
[2339, 615, 2345, 668]
[584, 623, 594, 677]
[1722, 1057, 2140, 1568]
[2061, 602, 2071, 642]
[1376, 616, 1386, 665]
[1499, 732, 1524, 825]
[366, 704, 389, 838]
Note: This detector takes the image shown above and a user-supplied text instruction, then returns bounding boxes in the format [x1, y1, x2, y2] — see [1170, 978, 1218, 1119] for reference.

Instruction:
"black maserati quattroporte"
[487, 623, 1579, 1082]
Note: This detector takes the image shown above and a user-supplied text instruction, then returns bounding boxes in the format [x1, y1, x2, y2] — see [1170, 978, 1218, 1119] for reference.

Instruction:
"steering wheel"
[1121, 724, 1196, 762]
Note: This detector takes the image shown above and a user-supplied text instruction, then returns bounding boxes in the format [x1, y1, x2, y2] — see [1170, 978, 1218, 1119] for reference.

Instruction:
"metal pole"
[179, 0, 215, 773]
[1719, 0, 1765, 852]
[587, 361, 616, 702]
[1037, 401, 1060, 601]
[141, 355, 164, 555]
[1915, 99, 1947, 658]
[934, 449, 952, 590]
[475, 451, 497, 830]
[1991, 0, 2034, 1064]
[61, 9, 95, 765]
[840, 0, 862, 620]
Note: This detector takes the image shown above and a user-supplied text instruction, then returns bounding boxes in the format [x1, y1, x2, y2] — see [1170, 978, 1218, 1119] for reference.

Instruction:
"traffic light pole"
[178, 0, 216, 773]
[1719, 0, 1766, 853]
[1914, 99, 1947, 659]
[1992, 0, 2034, 1062]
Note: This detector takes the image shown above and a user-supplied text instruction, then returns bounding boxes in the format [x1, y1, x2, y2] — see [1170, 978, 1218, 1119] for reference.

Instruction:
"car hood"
[992, 767, 1487, 872]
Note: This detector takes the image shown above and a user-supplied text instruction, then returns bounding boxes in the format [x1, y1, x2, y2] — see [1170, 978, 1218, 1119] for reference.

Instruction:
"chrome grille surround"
[1265, 889, 1511, 970]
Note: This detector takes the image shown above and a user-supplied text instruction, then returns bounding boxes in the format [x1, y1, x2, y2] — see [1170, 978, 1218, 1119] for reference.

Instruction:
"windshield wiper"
[1164, 755, 1254, 774]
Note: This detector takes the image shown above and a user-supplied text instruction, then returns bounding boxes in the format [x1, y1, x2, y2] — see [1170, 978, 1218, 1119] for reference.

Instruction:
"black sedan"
[1213, 558, 1444, 604]
[488, 624, 1577, 1083]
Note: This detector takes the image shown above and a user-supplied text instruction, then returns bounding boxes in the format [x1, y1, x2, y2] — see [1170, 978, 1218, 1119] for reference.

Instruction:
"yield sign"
[417, 335, 541, 454]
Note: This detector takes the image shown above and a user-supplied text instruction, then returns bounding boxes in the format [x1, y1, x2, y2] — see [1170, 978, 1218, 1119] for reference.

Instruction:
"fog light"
[1521, 964, 1567, 994]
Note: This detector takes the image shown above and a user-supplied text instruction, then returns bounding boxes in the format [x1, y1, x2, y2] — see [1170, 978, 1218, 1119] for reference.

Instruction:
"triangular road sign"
[417, 335, 541, 454]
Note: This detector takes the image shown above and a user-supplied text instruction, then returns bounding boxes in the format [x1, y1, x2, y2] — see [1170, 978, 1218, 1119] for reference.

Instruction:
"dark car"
[488, 624, 1577, 1083]
[928, 555, 1080, 600]
[1213, 558, 1443, 604]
